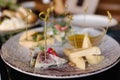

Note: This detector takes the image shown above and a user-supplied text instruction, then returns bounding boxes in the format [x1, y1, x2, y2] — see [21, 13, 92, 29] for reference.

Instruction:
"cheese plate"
[1, 27, 120, 79]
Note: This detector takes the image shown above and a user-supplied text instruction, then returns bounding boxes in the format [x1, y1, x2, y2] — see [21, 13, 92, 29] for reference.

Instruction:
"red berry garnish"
[47, 48, 58, 56]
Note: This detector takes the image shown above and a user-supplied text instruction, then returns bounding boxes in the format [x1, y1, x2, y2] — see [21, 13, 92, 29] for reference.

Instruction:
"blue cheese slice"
[34, 53, 67, 69]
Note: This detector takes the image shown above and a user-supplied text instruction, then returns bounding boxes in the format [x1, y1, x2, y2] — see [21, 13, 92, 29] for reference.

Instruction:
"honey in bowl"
[67, 27, 106, 48]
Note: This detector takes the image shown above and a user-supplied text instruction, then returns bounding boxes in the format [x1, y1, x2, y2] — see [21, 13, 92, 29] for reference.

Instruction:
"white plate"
[72, 14, 118, 28]
[1, 28, 120, 79]
[20, 1, 36, 9]
[0, 20, 40, 35]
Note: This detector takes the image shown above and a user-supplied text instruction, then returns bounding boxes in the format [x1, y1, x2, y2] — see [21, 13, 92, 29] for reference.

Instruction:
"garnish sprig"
[66, 14, 78, 48]
[106, 11, 112, 33]
[64, 4, 78, 48]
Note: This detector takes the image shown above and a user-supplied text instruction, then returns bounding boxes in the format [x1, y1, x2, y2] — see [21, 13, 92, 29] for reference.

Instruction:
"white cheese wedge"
[63, 48, 83, 56]
[82, 33, 92, 48]
[69, 47, 101, 58]
[64, 32, 104, 70]
[69, 57, 85, 70]
[85, 55, 104, 64]
[82, 33, 104, 64]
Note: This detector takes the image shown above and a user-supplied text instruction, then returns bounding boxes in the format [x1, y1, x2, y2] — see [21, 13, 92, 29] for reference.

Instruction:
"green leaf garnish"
[39, 46, 44, 52]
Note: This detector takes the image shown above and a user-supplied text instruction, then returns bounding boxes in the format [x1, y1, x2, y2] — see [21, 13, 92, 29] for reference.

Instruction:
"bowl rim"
[67, 26, 106, 38]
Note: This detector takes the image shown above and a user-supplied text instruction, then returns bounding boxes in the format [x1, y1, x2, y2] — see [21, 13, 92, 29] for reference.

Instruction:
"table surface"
[0, 25, 120, 80]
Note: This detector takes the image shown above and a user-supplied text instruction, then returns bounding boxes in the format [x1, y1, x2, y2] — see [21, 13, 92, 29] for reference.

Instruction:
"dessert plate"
[1, 28, 120, 79]
[72, 14, 118, 28]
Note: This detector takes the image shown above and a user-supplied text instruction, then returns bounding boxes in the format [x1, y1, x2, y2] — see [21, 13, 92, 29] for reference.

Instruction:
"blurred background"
[0, 0, 120, 43]
[1, 0, 120, 22]
[3, 0, 119, 22]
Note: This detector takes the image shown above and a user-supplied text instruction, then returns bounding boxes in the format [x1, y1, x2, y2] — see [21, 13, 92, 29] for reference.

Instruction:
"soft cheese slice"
[82, 33, 92, 48]
[69, 47, 101, 58]
[85, 55, 104, 64]
[69, 57, 85, 70]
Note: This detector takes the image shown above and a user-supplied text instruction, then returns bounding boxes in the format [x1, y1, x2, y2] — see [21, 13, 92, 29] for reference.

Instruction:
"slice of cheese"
[63, 48, 83, 56]
[34, 52, 41, 68]
[38, 38, 54, 46]
[54, 35, 62, 42]
[34, 53, 67, 69]
[86, 55, 104, 64]
[69, 47, 101, 58]
[19, 31, 54, 48]
[69, 57, 86, 70]
[82, 33, 92, 48]
[19, 31, 37, 41]
[19, 38, 54, 48]
[19, 41, 37, 48]
[82, 33, 104, 64]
